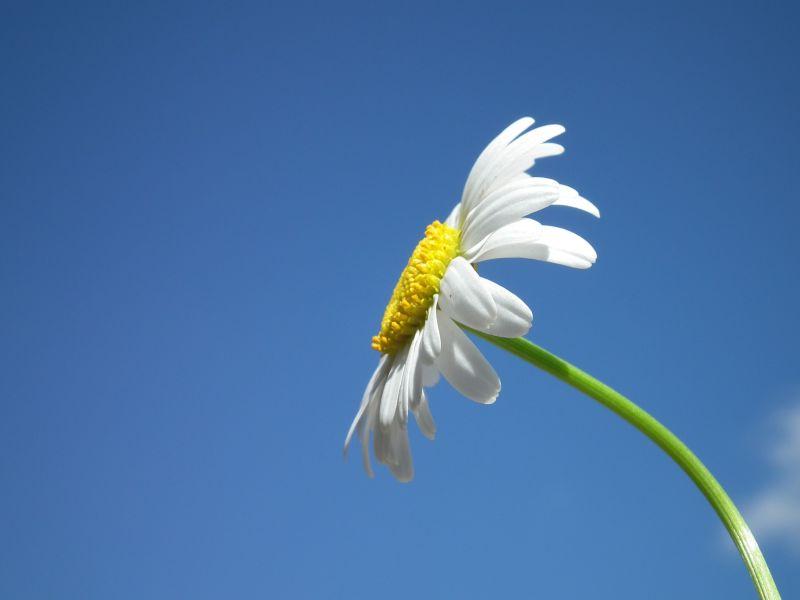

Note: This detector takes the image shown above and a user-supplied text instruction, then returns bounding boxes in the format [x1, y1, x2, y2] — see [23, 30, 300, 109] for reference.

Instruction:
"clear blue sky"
[2, 1, 799, 598]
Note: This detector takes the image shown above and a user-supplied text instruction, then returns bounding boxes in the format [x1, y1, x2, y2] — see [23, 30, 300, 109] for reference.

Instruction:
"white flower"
[345, 117, 599, 482]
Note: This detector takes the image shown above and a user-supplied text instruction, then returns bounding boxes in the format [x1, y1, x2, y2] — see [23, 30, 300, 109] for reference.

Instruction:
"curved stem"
[468, 330, 780, 600]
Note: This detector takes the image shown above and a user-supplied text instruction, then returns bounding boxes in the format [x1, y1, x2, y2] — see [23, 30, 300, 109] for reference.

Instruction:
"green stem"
[467, 329, 780, 600]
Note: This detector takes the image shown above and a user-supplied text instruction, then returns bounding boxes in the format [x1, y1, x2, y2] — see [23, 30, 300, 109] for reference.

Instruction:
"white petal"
[420, 295, 441, 363]
[375, 420, 411, 476]
[444, 203, 461, 228]
[465, 218, 544, 262]
[438, 257, 497, 329]
[461, 180, 559, 251]
[413, 391, 437, 440]
[463, 176, 557, 228]
[541, 250, 593, 269]
[552, 184, 600, 218]
[461, 117, 535, 220]
[479, 278, 533, 338]
[379, 344, 409, 426]
[398, 329, 424, 424]
[344, 354, 391, 453]
[476, 125, 565, 198]
[507, 175, 599, 218]
[387, 423, 413, 482]
[359, 384, 381, 477]
[506, 124, 565, 155]
[436, 314, 500, 404]
[531, 142, 565, 159]
[421, 360, 440, 386]
[469, 220, 596, 268]
[535, 225, 597, 267]
[373, 421, 390, 465]
[483, 141, 565, 198]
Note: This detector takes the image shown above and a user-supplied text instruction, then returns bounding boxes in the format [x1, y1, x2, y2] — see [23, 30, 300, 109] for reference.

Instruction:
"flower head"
[345, 117, 599, 481]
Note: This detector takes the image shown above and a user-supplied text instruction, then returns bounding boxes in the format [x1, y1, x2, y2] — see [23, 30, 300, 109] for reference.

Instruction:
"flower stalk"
[466, 329, 781, 600]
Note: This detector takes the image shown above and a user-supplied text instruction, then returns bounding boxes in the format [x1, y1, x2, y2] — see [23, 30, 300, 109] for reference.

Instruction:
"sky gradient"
[2, 1, 799, 598]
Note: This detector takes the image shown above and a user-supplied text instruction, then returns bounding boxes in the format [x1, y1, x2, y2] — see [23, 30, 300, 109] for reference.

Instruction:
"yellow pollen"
[372, 221, 460, 354]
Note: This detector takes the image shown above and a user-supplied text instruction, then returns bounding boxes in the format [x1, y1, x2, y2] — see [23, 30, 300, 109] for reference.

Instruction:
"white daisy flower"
[345, 117, 600, 482]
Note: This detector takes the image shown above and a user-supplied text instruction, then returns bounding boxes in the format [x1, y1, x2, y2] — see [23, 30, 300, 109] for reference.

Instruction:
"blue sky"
[2, 1, 799, 598]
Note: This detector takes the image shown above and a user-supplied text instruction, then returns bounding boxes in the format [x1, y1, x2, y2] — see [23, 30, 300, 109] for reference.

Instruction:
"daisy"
[344, 117, 599, 482]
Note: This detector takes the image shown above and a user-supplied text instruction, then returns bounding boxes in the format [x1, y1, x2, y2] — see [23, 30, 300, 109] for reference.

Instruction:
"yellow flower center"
[372, 221, 461, 354]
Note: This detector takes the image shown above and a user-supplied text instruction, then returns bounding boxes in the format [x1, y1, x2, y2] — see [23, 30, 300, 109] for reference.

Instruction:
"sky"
[1, 1, 799, 598]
